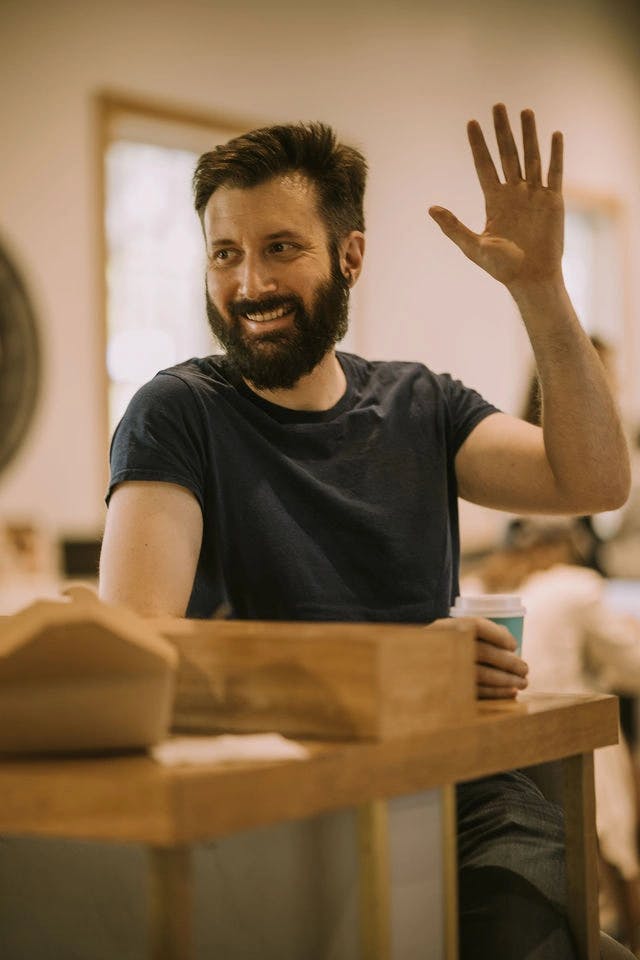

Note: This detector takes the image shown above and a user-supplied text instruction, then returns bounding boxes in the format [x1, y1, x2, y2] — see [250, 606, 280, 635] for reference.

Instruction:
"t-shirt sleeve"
[107, 371, 209, 510]
[438, 373, 500, 456]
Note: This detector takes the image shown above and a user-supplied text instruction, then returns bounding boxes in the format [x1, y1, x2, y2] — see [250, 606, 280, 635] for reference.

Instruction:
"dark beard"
[205, 258, 350, 391]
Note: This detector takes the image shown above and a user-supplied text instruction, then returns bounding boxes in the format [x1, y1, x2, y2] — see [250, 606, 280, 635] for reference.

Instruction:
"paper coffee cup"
[450, 594, 526, 654]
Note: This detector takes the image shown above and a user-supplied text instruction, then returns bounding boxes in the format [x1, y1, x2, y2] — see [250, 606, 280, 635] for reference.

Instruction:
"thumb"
[428, 206, 480, 262]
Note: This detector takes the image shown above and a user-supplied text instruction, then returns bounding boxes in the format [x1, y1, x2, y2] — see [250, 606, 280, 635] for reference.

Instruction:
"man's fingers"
[493, 103, 522, 184]
[477, 661, 528, 688]
[454, 617, 528, 700]
[470, 617, 529, 700]
[521, 109, 542, 186]
[478, 685, 519, 700]
[547, 130, 563, 192]
[472, 616, 517, 651]
[428, 207, 480, 261]
[466, 119, 500, 194]
[476, 641, 528, 680]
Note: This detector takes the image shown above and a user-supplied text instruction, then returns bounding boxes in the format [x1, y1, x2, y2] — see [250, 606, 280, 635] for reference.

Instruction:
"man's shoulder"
[131, 355, 234, 404]
[338, 351, 470, 406]
[338, 351, 441, 386]
[157, 354, 231, 389]
[114, 356, 235, 433]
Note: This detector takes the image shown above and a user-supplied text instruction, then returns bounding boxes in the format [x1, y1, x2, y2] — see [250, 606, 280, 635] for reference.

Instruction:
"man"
[99, 105, 631, 958]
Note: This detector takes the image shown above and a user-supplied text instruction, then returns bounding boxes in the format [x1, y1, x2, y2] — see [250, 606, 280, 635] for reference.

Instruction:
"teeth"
[245, 304, 291, 323]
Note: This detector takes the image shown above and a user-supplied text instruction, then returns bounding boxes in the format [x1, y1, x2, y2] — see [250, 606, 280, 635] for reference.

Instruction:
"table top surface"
[0, 692, 618, 845]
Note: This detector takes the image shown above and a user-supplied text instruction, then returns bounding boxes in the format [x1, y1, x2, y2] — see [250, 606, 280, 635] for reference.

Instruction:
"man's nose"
[237, 256, 277, 300]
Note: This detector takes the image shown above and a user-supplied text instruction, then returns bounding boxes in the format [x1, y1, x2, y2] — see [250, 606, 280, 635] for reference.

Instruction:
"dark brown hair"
[192, 122, 367, 243]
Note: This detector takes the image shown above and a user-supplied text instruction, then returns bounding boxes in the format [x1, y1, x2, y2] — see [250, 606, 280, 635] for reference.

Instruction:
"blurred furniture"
[60, 537, 102, 579]
[603, 579, 640, 750]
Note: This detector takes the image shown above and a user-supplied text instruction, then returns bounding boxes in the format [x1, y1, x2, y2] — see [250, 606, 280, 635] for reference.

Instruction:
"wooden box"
[0, 592, 178, 754]
[158, 618, 477, 740]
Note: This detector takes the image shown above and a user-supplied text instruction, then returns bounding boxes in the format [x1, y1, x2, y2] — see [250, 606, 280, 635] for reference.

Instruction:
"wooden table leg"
[358, 790, 456, 960]
[148, 845, 193, 960]
[562, 752, 600, 960]
[358, 800, 392, 960]
[441, 784, 459, 960]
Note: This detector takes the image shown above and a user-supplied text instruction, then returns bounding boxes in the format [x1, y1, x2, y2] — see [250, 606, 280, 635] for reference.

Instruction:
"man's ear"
[339, 231, 365, 287]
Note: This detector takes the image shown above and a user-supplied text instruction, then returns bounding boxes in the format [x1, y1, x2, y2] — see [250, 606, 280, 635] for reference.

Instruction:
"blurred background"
[0, 0, 639, 585]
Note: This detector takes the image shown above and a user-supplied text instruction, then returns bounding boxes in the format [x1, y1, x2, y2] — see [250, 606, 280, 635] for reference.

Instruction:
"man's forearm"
[510, 277, 630, 511]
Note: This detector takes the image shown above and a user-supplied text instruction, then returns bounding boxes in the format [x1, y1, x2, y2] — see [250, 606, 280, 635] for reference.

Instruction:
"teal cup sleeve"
[489, 615, 524, 654]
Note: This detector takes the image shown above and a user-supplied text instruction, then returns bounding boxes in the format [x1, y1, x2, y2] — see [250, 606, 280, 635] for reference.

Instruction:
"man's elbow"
[601, 451, 632, 509]
[569, 463, 631, 514]
[598, 475, 631, 512]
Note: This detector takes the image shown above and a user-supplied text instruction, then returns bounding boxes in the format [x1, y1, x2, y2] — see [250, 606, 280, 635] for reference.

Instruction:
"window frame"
[563, 187, 633, 418]
[95, 91, 256, 488]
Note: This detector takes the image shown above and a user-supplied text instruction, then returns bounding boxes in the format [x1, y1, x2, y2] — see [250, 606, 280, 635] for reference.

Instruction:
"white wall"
[1, 0, 639, 544]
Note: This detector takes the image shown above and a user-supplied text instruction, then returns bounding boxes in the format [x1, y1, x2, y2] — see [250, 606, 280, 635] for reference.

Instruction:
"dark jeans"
[457, 770, 578, 960]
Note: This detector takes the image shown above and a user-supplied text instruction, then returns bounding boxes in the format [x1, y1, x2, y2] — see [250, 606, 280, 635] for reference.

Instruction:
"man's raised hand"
[429, 103, 564, 289]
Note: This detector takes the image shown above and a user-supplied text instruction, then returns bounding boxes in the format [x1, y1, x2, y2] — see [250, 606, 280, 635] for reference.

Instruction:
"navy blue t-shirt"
[107, 352, 498, 621]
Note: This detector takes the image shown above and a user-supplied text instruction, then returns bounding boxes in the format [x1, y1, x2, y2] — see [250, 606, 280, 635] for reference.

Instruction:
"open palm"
[430, 104, 564, 288]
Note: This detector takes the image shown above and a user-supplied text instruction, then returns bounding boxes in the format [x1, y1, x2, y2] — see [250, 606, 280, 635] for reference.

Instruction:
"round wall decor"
[0, 242, 40, 477]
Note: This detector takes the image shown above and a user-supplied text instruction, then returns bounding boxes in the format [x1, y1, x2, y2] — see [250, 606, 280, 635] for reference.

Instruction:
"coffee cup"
[450, 594, 526, 655]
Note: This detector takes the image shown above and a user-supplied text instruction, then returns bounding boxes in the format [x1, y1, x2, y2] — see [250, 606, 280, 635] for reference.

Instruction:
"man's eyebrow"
[265, 229, 307, 242]
[208, 229, 307, 250]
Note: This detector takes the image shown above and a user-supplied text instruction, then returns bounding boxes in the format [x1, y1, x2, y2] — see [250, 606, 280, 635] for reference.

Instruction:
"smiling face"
[203, 173, 353, 390]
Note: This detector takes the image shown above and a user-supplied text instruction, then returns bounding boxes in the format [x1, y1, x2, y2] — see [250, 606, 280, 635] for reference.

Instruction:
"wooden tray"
[157, 618, 477, 740]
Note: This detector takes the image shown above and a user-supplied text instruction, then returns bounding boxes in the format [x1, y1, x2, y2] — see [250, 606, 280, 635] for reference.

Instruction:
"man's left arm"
[431, 103, 630, 515]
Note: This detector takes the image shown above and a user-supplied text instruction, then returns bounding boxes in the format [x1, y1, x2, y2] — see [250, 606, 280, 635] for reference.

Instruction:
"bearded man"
[99, 107, 631, 959]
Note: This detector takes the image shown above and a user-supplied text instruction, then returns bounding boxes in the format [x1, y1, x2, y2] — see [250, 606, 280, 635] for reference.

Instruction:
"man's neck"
[244, 350, 347, 412]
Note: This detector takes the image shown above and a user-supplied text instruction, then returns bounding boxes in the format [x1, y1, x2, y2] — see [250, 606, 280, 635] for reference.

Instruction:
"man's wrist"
[507, 272, 568, 311]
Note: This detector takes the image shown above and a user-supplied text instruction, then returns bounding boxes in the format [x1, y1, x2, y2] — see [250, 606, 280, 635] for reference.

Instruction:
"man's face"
[203, 173, 350, 390]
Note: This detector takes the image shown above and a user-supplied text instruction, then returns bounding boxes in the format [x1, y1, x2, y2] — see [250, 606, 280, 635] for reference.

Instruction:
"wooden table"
[0, 692, 618, 960]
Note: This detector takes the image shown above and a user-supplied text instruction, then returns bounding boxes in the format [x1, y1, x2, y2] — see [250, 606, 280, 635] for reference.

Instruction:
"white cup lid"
[450, 594, 526, 617]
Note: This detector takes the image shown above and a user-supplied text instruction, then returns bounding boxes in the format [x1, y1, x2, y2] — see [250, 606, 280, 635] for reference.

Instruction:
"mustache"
[227, 294, 301, 319]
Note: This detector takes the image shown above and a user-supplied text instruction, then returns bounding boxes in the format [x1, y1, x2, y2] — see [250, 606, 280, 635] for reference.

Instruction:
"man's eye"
[269, 242, 295, 255]
[212, 249, 233, 265]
